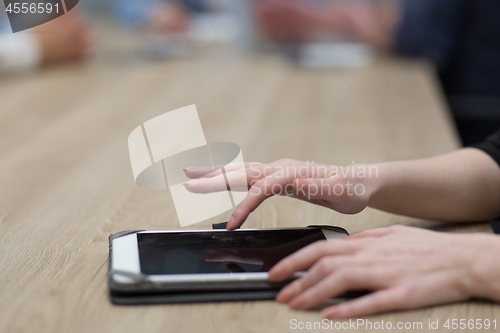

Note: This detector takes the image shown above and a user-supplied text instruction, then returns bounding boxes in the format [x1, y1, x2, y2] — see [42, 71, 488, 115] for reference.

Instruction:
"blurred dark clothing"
[451, 97, 500, 146]
[182, 0, 208, 11]
[394, 0, 500, 145]
[395, 0, 500, 97]
[475, 128, 500, 167]
[474, 128, 500, 233]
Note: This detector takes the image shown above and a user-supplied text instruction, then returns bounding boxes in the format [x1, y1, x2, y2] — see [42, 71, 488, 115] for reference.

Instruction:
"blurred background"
[2, 0, 500, 146]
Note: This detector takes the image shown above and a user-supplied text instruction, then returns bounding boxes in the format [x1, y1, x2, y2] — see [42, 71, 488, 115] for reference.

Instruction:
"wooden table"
[1, 27, 498, 332]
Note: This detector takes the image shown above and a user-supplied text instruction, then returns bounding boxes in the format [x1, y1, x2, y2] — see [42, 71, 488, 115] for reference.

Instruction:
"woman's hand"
[268, 225, 500, 318]
[255, 0, 398, 48]
[184, 159, 376, 230]
[255, 0, 336, 42]
[34, 11, 92, 65]
[147, 1, 190, 33]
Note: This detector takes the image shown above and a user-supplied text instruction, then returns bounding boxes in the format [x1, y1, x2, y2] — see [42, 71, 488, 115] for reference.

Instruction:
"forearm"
[366, 148, 500, 221]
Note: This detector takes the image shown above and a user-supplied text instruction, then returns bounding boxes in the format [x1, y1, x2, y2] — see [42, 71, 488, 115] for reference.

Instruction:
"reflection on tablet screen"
[138, 229, 326, 275]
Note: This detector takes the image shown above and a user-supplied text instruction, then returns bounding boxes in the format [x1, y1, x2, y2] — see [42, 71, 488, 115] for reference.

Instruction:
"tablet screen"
[138, 229, 327, 275]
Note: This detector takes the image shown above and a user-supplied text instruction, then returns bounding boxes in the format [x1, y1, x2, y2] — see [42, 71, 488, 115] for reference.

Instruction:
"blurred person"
[0, 10, 91, 72]
[256, 0, 500, 145]
[182, 129, 500, 318]
[256, 0, 397, 47]
[114, 0, 209, 32]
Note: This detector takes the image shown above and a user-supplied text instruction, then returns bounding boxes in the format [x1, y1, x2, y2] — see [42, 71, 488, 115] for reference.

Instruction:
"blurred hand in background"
[33, 11, 92, 65]
[147, 1, 191, 33]
[256, 0, 339, 42]
[333, 0, 398, 49]
[114, 0, 210, 34]
[256, 0, 398, 48]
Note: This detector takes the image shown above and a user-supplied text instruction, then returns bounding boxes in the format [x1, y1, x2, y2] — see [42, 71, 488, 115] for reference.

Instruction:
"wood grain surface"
[1, 25, 498, 333]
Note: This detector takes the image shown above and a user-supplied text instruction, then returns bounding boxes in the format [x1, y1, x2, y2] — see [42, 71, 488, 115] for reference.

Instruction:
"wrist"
[463, 235, 500, 301]
[353, 163, 383, 208]
[338, 163, 381, 207]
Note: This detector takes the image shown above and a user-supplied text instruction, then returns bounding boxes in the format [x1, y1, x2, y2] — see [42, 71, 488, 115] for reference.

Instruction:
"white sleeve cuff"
[0, 33, 41, 72]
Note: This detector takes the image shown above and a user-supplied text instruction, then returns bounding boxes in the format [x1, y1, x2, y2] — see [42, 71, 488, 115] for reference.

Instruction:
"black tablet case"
[108, 224, 349, 305]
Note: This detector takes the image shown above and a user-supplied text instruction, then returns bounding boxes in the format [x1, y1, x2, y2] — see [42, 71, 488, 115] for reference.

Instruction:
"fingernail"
[267, 266, 281, 282]
[183, 167, 196, 171]
[227, 212, 238, 230]
[276, 287, 292, 303]
[289, 296, 305, 310]
[183, 179, 199, 185]
[275, 291, 287, 303]
[322, 307, 340, 318]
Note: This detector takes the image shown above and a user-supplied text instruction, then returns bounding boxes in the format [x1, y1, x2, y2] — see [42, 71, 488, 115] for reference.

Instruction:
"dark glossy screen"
[138, 229, 326, 275]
